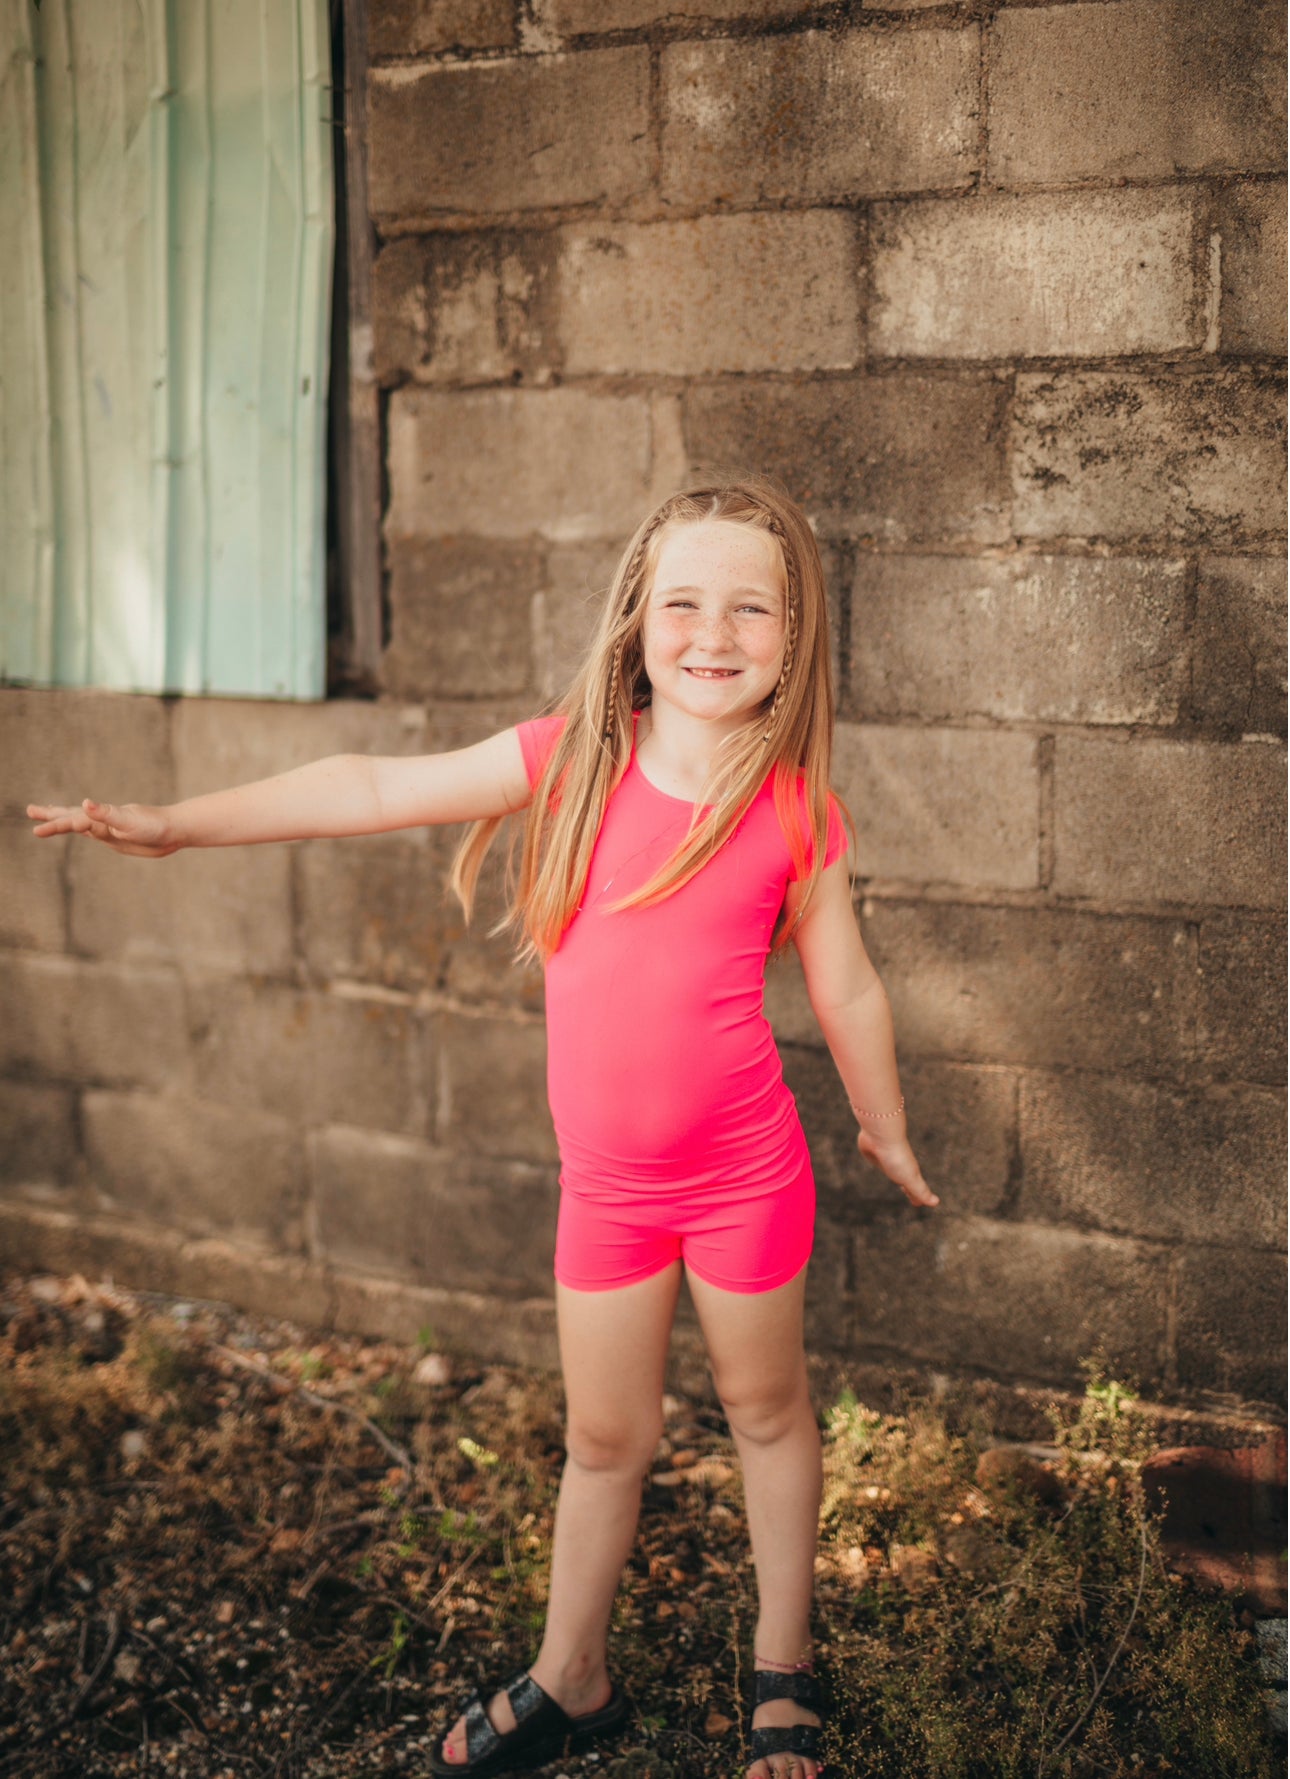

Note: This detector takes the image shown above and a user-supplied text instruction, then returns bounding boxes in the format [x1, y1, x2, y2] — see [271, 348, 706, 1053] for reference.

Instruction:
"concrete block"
[850, 553, 1189, 726]
[1197, 913, 1287, 1087]
[0, 1202, 335, 1330]
[164, 848, 296, 979]
[560, 212, 860, 376]
[67, 844, 180, 965]
[861, 902, 1193, 1072]
[371, 233, 559, 387]
[187, 977, 422, 1135]
[833, 723, 1040, 892]
[1019, 1075, 1286, 1248]
[0, 818, 66, 950]
[988, 0, 1286, 186]
[854, 1214, 1169, 1388]
[782, 1045, 1015, 1219]
[1219, 181, 1288, 356]
[387, 387, 655, 543]
[661, 27, 978, 207]
[0, 953, 189, 1092]
[383, 539, 541, 699]
[0, 1080, 79, 1190]
[299, 829, 451, 993]
[327, 1268, 559, 1367]
[535, 546, 617, 700]
[538, 0, 811, 30]
[172, 695, 427, 797]
[4, 687, 173, 808]
[685, 375, 1010, 545]
[310, 1124, 558, 1295]
[1175, 1244, 1286, 1404]
[82, 1089, 307, 1251]
[1052, 735, 1286, 909]
[1192, 555, 1287, 738]
[1012, 370, 1287, 546]
[369, 0, 516, 57]
[872, 190, 1202, 360]
[369, 48, 650, 223]
[436, 1013, 556, 1162]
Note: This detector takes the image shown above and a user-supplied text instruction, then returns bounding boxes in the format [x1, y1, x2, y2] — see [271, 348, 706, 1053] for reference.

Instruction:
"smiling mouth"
[684, 667, 740, 678]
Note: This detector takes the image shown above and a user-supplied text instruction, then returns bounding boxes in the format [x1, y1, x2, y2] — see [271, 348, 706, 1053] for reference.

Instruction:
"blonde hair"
[450, 478, 852, 964]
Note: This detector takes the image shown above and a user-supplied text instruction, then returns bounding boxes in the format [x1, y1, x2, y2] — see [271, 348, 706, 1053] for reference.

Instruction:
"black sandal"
[747, 1669, 826, 1774]
[429, 1669, 631, 1778]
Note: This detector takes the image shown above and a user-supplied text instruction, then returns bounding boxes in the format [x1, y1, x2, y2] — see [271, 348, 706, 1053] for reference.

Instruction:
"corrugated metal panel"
[0, 0, 332, 699]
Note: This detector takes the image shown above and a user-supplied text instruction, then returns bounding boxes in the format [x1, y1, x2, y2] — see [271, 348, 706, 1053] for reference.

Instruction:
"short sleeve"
[788, 788, 849, 881]
[516, 714, 567, 788]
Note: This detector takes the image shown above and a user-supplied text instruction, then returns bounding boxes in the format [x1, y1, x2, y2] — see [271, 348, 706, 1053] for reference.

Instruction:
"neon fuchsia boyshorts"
[553, 1143, 816, 1295]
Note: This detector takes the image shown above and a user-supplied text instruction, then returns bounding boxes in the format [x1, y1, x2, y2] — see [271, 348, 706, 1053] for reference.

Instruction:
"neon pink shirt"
[517, 712, 848, 1200]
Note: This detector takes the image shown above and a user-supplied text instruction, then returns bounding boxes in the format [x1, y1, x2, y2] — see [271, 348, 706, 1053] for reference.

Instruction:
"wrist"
[848, 1093, 905, 1126]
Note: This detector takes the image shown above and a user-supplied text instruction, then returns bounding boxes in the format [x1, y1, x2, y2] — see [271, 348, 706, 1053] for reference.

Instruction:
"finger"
[30, 809, 92, 837]
[905, 1177, 940, 1208]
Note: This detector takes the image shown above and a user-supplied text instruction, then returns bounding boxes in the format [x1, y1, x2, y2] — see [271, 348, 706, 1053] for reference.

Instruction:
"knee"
[566, 1410, 662, 1478]
[716, 1367, 811, 1447]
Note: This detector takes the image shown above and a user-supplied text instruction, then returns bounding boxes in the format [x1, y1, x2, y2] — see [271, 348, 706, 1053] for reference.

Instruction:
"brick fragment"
[560, 213, 860, 376]
[1053, 735, 1286, 909]
[861, 902, 1192, 1071]
[369, 50, 650, 223]
[685, 376, 1009, 544]
[369, 0, 516, 57]
[436, 1014, 556, 1163]
[1192, 555, 1287, 738]
[661, 28, 978, 207]
[1019, 1075, 1286, 1248]
[1197, 913, 1286, 1087]
[1012, 370, 1287, 546]
[872, 190, 1201, 360]
[988, 0, 1286, 186]
[188, 979, 421, 1135]
[833, 723, 1039, 892]
[1175, 1245, 1287, 1403]
[387, 387, 655, 543]
[855, 1214, 1169, 1388]
[82, 1090, 306, 1250]
[1219, 180, 1288, 356]
[311, 1126, 557, 1294]
[850, 553, 1189, 726]
[383, 539, 541, 699]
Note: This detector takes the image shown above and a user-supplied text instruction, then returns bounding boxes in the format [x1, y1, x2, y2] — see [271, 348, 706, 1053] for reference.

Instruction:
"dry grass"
[0, 1274, 1277, 1779]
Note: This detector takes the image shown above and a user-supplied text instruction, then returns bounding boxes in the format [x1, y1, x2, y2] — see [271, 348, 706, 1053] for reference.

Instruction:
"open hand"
[26, 799, 179, 858]
[857, 1128, 939, 1208]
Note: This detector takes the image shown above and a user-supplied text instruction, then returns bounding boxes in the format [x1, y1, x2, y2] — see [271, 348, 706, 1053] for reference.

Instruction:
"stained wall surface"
[3, 0, 1285, 1410]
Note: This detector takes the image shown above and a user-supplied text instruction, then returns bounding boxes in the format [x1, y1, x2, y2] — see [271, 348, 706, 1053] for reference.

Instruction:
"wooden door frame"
[328, 0, 383, 693]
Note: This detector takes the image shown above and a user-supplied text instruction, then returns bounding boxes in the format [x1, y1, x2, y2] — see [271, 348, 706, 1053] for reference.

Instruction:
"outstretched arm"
[786, 859, 938, 1209]
[27, 726, 531, 858]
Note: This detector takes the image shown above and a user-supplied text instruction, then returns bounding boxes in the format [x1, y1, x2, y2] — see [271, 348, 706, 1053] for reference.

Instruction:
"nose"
[692, 609, 736, 650]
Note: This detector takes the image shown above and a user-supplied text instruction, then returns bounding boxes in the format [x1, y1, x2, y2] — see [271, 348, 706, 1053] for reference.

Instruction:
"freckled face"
[641, 520, 787, 728]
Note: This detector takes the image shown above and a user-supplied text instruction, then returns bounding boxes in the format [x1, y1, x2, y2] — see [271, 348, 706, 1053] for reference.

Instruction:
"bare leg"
[687, 1264, 822, 1779]
[439, 1262, 682, 1762]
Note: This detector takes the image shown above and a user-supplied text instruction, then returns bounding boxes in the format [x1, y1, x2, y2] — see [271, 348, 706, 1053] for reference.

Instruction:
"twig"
[214, 1344, 414, 1480]
[1037, 1509, 1150, 1776]
[70, 1608, 120, 1716]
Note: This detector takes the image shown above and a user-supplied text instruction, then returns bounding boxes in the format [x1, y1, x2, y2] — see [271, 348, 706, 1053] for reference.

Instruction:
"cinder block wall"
[2, 0, 1285, 1410]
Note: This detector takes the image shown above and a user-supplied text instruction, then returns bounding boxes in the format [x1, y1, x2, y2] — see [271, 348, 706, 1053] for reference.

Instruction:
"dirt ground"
[0, 1271, 1279, 1779]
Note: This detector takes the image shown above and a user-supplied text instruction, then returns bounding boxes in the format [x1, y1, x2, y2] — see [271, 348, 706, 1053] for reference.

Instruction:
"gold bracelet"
[849, 1094, 905, 1121]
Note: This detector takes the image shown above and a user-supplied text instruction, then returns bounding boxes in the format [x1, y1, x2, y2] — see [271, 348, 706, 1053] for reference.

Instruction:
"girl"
[28, 480, 937, 1779]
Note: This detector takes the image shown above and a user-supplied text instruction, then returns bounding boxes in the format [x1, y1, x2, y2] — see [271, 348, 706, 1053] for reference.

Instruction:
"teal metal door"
[0, 0, 333, 698]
